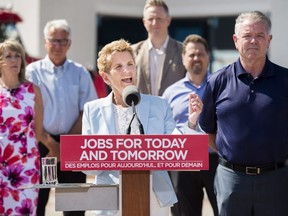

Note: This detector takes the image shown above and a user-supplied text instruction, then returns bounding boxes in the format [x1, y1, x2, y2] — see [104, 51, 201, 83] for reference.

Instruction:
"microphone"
[122, 85, 141, 106]
[122, 85, 144, 135]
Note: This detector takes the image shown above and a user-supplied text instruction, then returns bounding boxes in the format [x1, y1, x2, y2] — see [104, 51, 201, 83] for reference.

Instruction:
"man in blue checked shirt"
[163, 34, 218, 216]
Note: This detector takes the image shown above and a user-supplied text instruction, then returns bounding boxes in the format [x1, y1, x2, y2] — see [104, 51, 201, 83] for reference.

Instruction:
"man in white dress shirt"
[26, 19, 97, 216]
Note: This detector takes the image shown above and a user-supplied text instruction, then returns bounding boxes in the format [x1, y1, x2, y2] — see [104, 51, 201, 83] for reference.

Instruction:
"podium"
[59, 134, 209, 215]
[122, 170, 150, 216]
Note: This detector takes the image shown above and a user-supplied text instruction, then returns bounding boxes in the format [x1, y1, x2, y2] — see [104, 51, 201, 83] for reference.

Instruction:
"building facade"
[3, 0, 288, 70]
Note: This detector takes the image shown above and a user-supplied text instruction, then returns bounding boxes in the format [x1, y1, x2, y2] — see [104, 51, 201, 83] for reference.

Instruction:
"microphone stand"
[126, 101, 144, 135]
[123, 100, 148, 216]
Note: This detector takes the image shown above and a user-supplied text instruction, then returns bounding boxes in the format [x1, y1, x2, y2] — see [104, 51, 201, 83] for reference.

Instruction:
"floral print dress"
[0, 82, 40, 216]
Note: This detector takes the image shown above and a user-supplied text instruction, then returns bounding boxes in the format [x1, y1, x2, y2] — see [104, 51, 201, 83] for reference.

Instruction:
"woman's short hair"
[0, 40, 26, 82]
[97, 39, 134, 74]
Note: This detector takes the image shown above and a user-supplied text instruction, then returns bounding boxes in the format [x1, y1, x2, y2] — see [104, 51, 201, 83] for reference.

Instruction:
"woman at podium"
[82, 39, 202, 216]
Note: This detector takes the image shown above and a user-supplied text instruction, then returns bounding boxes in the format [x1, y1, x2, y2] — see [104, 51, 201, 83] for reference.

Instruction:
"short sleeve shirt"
[199, 57, 288, 165]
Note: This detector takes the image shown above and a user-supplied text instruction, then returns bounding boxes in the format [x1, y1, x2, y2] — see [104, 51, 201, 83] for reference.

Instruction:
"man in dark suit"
[132, 0, 186, 96]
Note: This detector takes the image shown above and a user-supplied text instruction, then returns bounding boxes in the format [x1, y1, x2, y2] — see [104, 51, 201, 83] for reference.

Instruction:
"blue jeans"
[215, 164, 288, 216]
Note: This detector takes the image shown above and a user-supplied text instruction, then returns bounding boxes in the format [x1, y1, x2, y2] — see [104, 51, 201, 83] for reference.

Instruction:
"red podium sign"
[60, 134, 208, 171]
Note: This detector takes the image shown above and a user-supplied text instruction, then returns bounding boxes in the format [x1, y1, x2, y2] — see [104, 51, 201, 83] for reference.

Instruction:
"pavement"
[46, 176, 214, 216]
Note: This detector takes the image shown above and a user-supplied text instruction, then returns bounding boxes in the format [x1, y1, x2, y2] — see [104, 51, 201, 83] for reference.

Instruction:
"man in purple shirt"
[199, 11, 288, 216]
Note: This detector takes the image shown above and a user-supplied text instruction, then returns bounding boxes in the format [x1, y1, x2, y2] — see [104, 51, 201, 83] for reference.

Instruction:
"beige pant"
[150, 189, 171, 216]
[94, 190, 171, 216]
[94, 173, 171, 216]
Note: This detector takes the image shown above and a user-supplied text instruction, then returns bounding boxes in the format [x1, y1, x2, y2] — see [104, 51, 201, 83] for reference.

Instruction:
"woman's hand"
[188, 92, 203, 129]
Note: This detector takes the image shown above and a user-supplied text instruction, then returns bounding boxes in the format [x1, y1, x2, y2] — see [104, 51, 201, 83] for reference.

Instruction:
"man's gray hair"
[234, 11, 271, 36]
[43, 19, 71, 39]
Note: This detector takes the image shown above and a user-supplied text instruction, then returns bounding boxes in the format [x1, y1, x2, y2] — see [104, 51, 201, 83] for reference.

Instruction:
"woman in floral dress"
[0, 40, 54, 215]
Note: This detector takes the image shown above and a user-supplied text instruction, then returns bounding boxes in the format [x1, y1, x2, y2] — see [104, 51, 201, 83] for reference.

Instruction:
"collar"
[148, 36, 169, 52]
[184, 72, 210, 87]
[44, 55, 68, 73]
[235, 57, 275, 78]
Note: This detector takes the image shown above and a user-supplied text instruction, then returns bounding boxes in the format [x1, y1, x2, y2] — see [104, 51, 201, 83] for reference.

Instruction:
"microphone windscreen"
[122, 85, 141, 106]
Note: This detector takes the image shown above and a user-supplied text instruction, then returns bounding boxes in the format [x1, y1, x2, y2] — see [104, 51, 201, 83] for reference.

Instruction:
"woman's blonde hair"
[97, 39, 134, 74]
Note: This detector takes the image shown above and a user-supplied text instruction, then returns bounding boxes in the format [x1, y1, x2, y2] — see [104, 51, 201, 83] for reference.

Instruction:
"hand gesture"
[188, 92, 203, 128]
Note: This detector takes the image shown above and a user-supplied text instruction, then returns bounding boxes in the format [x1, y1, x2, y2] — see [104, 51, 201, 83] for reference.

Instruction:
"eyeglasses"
[47, 38, 70, 46]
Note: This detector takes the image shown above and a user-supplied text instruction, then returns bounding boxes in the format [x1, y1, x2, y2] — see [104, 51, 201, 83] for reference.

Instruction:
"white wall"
[39, 0, 96, 68]
[269, 0, 288, 66]
[2, 0, 40, 57]
[4, 0, 288, 69]
[167, 0, 270, 17]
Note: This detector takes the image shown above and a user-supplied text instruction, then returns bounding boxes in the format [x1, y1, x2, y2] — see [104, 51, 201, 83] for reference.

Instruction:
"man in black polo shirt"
[199, 11, 288, 216]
